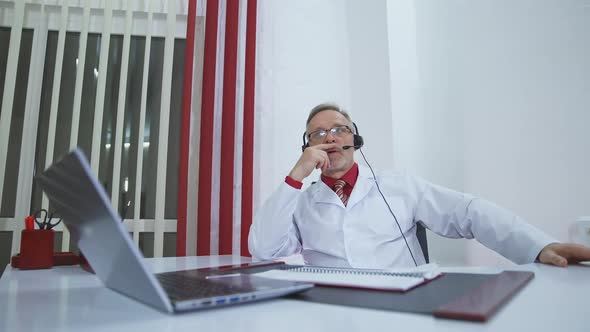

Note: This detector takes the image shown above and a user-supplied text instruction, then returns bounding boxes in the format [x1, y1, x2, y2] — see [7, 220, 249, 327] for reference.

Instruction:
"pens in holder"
[25, 215, 35, 230]
[10, 210, 59, 269]
[34, 208, 62, 230]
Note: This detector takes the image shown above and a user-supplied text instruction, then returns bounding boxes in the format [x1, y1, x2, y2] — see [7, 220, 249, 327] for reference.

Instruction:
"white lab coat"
[248, 165, 556, 268]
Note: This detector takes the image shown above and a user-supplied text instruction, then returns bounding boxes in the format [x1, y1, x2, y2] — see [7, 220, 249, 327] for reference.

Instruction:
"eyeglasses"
[307, 125, 353, 143]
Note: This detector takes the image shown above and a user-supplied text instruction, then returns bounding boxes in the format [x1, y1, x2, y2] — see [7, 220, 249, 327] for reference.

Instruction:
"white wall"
[392, 0, 590, 266]
[387, 0, 470, 266]
[445, 0, 590, 265]
[255, 0, 394, 208]
[255, 0, 350, 209]
[345, 0, 393, 170]
[256, 0, 590, 266]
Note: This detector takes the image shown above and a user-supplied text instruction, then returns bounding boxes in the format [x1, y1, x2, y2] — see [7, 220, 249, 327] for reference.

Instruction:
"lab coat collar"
[309, 165, 375, 208]
[347, 165, 376, 208]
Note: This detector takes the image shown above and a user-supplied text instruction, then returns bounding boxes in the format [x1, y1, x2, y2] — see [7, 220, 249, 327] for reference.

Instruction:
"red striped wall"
[219, 0, 240, 255]
[177, 0, 198, 257]
[197, 0, 220, 256]
[241, 0, 257, 257]
[177, 0, 258, 257]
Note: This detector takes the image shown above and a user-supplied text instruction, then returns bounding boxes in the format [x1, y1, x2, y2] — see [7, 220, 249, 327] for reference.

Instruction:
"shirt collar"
[321, 163, 359, 189]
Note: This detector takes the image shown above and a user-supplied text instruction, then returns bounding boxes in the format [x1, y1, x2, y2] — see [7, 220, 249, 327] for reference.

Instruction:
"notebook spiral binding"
[282, 266, 424, 278]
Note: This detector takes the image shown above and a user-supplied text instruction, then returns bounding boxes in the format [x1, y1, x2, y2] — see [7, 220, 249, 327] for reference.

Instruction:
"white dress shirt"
[248, 165, 557, 268]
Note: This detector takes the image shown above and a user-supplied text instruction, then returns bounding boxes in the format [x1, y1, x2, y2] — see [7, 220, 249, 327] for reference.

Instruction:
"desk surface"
[1, 256, 588, 332]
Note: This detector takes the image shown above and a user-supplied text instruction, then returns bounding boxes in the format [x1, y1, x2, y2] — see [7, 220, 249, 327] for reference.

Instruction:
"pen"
[25, 216, 35, 230]
[205, 273, 241, 279]
[218, 260, 285, 271]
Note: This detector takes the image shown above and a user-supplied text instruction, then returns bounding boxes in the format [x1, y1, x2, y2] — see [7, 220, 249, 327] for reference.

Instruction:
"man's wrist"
[287, 168, 305, 182]
[285, 176, 303, 189]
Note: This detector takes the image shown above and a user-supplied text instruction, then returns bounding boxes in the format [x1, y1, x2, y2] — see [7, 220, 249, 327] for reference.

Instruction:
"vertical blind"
[0, 0, 258, 260]
[0, 0, 187, 257]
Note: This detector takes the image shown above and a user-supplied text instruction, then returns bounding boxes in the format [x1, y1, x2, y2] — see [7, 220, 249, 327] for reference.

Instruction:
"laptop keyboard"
[156, 272, 253, 301]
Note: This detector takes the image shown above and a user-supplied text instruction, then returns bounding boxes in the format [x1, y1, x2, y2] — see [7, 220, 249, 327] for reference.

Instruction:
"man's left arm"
[412, 177, 590, 266]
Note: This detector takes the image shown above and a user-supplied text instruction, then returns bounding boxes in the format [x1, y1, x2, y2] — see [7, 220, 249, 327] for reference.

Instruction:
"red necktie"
[334, 179, 348, 206]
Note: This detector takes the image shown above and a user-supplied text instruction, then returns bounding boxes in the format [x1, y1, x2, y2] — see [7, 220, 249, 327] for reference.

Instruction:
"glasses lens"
[332, 126, 345, 135]
[309, 130, 326, 142]
[332, 126, 352, 136]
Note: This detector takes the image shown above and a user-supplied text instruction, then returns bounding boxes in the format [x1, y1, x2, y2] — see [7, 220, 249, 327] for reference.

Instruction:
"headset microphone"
[342, 145, 362, 150]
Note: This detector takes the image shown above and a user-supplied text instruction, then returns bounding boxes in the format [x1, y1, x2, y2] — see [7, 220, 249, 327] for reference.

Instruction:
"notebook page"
[254, 269, 425, 291]
[383, 263, 442, 280]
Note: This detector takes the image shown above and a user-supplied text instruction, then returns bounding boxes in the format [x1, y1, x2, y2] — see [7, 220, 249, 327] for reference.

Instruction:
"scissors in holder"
[34, 209, 62, 230]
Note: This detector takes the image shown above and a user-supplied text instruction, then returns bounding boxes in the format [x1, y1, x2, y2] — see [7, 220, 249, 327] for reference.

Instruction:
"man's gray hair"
[306, 102, 353, 127]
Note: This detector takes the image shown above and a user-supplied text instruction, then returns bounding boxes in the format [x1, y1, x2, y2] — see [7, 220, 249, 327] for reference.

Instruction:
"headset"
[301, 123, 365, 153]
[301, 122, 418, 266]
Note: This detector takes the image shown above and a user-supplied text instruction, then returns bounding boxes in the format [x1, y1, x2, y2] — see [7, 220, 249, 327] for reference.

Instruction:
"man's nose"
[324, 131, 337, 142]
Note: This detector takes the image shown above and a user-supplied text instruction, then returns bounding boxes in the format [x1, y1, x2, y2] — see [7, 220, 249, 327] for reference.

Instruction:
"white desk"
[1, 256, 589, 332]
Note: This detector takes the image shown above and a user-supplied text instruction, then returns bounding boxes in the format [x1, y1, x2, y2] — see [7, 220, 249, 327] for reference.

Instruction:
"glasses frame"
[307, 125, 353, 144]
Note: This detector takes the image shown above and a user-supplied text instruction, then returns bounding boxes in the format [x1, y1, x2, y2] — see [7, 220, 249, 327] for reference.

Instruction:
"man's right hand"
[288, 143, 338, 182]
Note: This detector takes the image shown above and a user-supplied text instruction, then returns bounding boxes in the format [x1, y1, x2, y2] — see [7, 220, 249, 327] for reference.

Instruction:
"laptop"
[35, 149, 313, 313]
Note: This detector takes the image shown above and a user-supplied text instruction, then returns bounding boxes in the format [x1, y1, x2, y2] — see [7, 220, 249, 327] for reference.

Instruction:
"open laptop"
[35, 149, 313, 313]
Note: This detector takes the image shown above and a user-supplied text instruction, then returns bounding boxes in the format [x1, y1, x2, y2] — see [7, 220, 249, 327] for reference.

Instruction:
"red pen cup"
[19, 229, 54, 269]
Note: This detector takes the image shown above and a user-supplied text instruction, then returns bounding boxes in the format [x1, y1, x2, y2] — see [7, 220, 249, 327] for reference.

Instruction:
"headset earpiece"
[301, 132, 309, 152]
[352, 123, 364, 150]
[301, 143, 309, 153]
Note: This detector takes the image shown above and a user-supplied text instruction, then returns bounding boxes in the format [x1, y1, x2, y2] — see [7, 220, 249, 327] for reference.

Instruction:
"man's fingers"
[291, 146, 334, 181]
[540, 249, 568, 267]
[310, 150, 330, 170]
[316, 159, 324, 170]
[550, 253, 568, 267]
[311, 143, 339, 151]
[553, 244, 590, 263]
[320, 155, 330, 172]
[542, 243, 590, 264]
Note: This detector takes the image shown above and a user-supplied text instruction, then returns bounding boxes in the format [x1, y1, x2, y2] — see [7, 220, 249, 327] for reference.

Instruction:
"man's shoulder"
[357, 165, 421, 183]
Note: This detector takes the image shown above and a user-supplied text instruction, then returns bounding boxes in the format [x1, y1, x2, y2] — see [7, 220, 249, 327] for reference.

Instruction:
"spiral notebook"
[254, 264, 442, 292]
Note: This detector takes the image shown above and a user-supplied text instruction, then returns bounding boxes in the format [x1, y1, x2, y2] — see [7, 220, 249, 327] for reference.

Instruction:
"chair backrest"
[416, 223, 429, 263]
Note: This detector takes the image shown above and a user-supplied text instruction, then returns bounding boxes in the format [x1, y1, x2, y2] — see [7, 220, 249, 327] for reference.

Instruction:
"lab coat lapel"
[347, 166, 375, 209]
[310, 180, 343, 206]
[309, 166, 375, 208]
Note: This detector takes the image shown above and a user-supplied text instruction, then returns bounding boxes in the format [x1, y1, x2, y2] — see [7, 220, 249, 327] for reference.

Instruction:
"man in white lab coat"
[248, 103, 590, 268]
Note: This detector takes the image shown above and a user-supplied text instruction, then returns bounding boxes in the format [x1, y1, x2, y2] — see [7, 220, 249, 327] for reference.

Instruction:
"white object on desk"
[569, 216, 590, 246]
[254, 264, 442, 291]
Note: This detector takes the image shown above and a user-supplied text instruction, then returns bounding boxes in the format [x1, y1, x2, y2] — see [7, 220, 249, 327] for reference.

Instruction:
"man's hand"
[288, 143, 338, 182]
[538, 243, 590, 267]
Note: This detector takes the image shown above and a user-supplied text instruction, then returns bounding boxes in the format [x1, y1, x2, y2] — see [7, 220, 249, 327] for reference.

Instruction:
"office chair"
[416, 223, 429, 263]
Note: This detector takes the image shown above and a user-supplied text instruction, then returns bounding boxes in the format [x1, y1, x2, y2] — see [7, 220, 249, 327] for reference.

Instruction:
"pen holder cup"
[18, 229, 54, 269]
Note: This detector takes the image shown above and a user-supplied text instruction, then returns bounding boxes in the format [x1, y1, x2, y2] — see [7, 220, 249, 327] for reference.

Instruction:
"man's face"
[306, 110, 355, 176]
